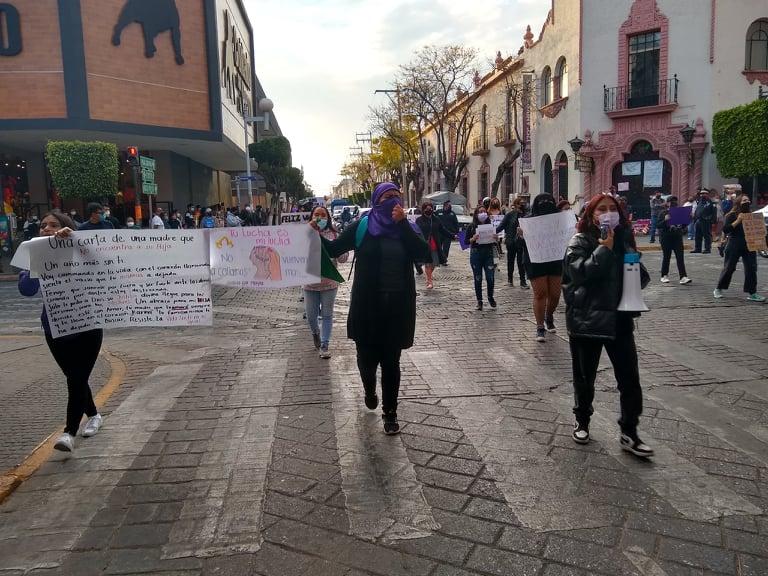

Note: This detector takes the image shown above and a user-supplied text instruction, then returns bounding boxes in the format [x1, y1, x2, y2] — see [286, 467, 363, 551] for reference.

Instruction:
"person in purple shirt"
[18, 210, 104, 452]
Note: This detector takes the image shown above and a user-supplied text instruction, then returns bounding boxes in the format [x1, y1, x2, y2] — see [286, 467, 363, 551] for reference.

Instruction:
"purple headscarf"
[367, 182, 404, 238]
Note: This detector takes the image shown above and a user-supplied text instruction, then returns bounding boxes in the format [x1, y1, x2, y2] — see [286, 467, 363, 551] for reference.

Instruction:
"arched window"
[541, 155, 553, 196]
[555, 150, 568, 200]
[746, 19, 768, 71]
[541, 66, 552, 105]
[554, 57, 568, 99]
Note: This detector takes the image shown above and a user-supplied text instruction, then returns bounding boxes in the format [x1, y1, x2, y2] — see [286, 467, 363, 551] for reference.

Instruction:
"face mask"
[741, 203, 751, 213]
[317, 218, 328, 229]
[126, 221, 134, 227]
[378, 196, 402, 217]
[69, 211, 76, 216]
[477, 213, 488, 223]
[598, 212, 621, 230]
[104, 210, 110, 217]
[99, 213, 106, 221]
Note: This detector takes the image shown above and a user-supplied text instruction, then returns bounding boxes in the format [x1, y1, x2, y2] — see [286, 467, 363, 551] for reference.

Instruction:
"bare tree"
[489, 63, 535, 198]
[396, 45, 482, 194]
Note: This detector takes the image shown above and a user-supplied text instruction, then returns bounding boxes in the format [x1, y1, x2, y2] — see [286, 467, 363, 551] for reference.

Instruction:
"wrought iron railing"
[472, 136, 489, 153]
[494, 126, 516, 146]
[603, 75, 678, 112]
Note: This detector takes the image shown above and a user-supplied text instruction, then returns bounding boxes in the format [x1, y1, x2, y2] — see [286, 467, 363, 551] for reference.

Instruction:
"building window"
[503, 166, 514, 199]
[554, 57, 568, 99]
[478, 170, 488, 198]
[541, 66, 553, 105]
[461, 174, 468, 198]
[628, 31, 661, 108]
[746, 19, 768, 70]
[555, 151, 568, 201]
[541, 155, 553, 196]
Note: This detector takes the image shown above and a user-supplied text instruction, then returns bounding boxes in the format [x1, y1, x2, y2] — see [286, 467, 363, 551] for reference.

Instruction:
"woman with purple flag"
[314, 182, 428, 434]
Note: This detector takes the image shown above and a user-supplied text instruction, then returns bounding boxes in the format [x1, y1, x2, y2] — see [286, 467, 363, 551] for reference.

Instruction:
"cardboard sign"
[519, 211, 577, 263]
[28, 230, 211, 338]
[210, 226, 321, 289]
[742, 212, 767, 252]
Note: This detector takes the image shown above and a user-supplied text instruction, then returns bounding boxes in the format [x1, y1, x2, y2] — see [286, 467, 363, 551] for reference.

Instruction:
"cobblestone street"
[1, 248, 767, 576]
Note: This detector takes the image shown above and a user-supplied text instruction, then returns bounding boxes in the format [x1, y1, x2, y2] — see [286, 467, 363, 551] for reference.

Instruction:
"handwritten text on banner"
[30, 230, 212, 338]
[519, 210, 577, 264]
[209, 226, 321, 289]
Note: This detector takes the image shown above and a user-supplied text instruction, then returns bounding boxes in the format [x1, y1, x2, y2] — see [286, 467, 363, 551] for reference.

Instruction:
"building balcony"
[472, 136, 490, 156]
[494, 126, 516, 148]
[603, 76, 679, 118]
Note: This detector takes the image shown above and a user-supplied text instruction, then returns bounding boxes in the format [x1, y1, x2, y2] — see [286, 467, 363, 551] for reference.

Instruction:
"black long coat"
[322, 219, 428, 349]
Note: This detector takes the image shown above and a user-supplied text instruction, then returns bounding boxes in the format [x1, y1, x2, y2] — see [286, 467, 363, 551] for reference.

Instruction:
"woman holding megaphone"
[562, 194, 654, 458]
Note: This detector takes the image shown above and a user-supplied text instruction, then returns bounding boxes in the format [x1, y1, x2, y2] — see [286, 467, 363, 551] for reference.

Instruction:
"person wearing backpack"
[201, 208, 216, 229]
[315, 182, 428, 435]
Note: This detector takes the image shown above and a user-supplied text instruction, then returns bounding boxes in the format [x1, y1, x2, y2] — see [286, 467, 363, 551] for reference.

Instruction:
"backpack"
[226, 212, 241, 227]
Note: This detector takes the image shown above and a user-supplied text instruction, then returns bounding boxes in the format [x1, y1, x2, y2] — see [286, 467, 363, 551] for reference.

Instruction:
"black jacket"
[655, 208, 686, 238]
[437, 210, 459, 235]
[496, 210, 522, 246]
[416, 214, 451, 246]
[694, 200, 716, 222]
[322, 219, 428, 349]
[562, 227, 642, 340]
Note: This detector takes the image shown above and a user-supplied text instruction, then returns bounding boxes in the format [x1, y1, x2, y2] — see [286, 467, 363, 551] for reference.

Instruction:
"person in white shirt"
[150, 208, 165, 229]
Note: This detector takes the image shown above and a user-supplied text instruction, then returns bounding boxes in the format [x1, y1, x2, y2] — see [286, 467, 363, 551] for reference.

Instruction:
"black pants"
[694, 220, 712, 252]
[569, 327, 643, 436]
[356, 343, 402, 414]
[46, 329, 103, 435]
[660, 235, 687, 277]
[506, 241, 526, 283]
[441, 237, 452, 264]
[717, 246, 758, 294]
[470, 249, 495, 302]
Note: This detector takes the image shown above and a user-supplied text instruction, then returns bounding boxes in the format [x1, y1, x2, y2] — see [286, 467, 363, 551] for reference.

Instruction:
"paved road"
[0, 248, 767, 576]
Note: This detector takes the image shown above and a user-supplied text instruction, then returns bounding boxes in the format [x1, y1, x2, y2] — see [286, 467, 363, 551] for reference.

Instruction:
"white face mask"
[477, 212, 488, 223]
[598, 212, 621, 230]
[126, 221, 134, 227]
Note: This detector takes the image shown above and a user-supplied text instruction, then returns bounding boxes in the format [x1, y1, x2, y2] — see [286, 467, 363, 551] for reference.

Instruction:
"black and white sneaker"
[535, 327, 546, 342]
[620, 433, 654, 458]
[572, 422, 590, 444]
[545, 317, 556, 332]
[382, 412, 400, 435]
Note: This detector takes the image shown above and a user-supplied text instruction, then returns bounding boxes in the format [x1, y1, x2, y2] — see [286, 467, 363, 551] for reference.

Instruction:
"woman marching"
[18, 210, 104, 452]
[562, 194, 653, 458]
[521, 193, 563, 342]
[316, 182, 428, 434]
[303, 205, 348, 359]
[466, 204, 497, 310]
[714, 194, 765, 302]
[415, 201, 450, 289]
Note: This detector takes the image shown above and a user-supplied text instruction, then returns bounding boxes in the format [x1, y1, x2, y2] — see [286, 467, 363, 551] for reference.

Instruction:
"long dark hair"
[727, 193, 750, 217]
[472, 205, 488, 225]
[577, 194, 636, 250]
[41, 209, 76, 231]
[309, 205, 336, 233]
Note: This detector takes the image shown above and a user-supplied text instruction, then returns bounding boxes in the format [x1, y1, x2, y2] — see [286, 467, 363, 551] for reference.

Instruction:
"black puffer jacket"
[562, 227, 642, 340]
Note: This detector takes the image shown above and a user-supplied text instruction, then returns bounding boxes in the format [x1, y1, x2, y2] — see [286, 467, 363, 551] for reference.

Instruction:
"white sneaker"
[54, 433, 74, 452]
[82, 414, 103, 437]
[660, 276, 670, 283]
[679, 277, 692, 285]
[713, 289, 724, 299]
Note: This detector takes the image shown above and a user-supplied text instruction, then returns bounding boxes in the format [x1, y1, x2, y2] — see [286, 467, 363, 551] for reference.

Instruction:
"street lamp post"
[242, 98, 274, 206]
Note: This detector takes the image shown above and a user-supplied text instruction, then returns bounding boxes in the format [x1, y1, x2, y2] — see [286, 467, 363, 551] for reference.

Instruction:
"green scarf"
[321, 244, 344, 283]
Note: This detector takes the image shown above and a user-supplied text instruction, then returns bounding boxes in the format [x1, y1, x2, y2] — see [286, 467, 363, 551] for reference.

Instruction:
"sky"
[243, 0, 553, 196]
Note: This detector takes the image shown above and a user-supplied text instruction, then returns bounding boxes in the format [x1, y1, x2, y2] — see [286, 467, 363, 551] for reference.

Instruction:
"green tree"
[46, 141, 118, 200]
[712, 99, 768, 203]
[250, 136, 308, 220]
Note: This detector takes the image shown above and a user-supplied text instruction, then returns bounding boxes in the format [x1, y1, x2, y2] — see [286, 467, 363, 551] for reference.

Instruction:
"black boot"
[476, 300, 483, 311]
[382, 411, 400, 435]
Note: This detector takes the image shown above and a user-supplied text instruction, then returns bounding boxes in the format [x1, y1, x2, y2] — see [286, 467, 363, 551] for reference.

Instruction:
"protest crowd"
[12, 182, 768, 455]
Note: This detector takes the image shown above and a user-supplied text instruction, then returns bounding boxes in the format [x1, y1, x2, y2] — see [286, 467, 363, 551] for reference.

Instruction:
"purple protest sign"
[669, 207, 691, 226]
[458, 230, 470, 250]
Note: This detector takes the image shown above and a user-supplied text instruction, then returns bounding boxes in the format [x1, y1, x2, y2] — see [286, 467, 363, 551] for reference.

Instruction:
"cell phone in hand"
[600, 224, 610, 240]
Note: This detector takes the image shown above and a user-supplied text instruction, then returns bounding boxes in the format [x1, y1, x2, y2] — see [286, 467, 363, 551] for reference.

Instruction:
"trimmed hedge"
[46, 140, 119, 200]
[712, 99, 768, 179]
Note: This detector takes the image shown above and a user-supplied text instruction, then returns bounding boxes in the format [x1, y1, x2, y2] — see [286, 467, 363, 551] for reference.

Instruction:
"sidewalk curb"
[0, 348, 127, 505]
[0, 274, 16, 282]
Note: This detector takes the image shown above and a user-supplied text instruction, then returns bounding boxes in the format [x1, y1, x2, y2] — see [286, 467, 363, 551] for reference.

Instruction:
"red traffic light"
[127, 146, 139, 167]
[127, 146, 138, 157]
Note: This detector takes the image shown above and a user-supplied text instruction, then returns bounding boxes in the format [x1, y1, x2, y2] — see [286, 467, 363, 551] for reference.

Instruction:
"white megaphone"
[617, 252, 649, 312]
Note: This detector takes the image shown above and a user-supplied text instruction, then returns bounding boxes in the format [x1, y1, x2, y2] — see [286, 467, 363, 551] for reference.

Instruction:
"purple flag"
[458, 230, 470, 250]
[669, 207, 691, 226]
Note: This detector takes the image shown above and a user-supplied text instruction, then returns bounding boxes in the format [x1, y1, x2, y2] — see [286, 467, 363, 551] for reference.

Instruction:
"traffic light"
[127, 146, 139, 167]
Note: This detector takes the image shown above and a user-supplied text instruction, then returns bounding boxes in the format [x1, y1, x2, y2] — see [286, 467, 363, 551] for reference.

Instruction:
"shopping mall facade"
[0, 0, 279, 224]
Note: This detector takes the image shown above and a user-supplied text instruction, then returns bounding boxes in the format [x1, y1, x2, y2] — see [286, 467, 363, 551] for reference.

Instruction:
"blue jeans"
[470, 249, 495, 302]
[649, 214, 658, 242]
[304, 288, 337, 346]
[687, 220, 695, 240]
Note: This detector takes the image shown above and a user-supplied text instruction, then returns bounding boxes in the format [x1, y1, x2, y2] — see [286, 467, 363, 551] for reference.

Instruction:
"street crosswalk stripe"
[163, 359, 285, 559]
[410, 350, 615, 532]
[0, 363, 202, 572]
[486, 345, 762, 521]
[330, 355, 439, 542]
